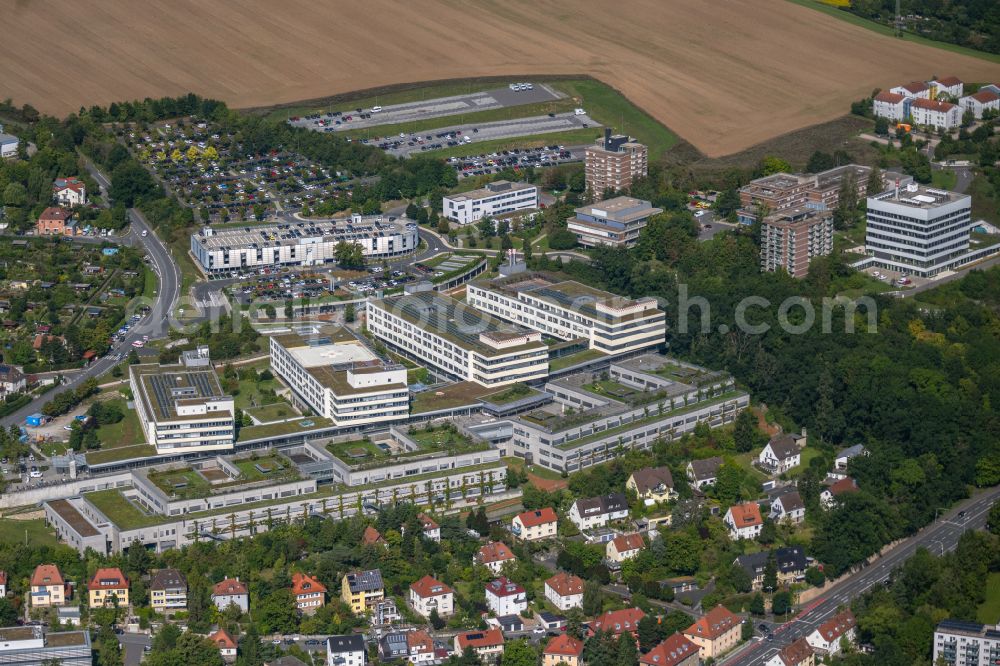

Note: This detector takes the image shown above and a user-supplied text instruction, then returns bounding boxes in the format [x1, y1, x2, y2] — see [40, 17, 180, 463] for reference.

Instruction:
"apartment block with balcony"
[737, 164, 877, 225]
[467, 272, 665, 357]
[150, 569, 187, 614]
[366, 292, 549, 388]
[759, 206, 833, 278]
[584, 130, 648, 197]
[934, 619, 1000, 666]
[341, 569, 384, 614]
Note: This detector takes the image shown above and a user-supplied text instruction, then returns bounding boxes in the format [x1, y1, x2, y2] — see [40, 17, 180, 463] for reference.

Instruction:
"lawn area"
[932, 169, 957, 190]
[503, 455, 564, 482]
[246, 402, 296, 423]
[787, 447, 824, 479]
[408, 426, 480, 452]
[340, 98, 576, 140]
[978, 572, 1000, 624]
[233, 364, 284, 410]
[327, 438, 388, 461]
[551, 79, 679, 158]
[420, 128, 600, 160]
[142, 265, 157, 300]
[148, 468, 211, 498]
[0, 518, 59, 548]
[168, 235, 203, 305]
[236, 417, 333, 442]
[232, 453, 296, 481]
[970, 174, 1000, 226]
[482, 384, 541, 405]
[94, 399, 145, 447]
[549, 348, 607, 372]
[783, 0, 1000, 64]
[86, 489, 160, 529]
[86, 444, 157, 466]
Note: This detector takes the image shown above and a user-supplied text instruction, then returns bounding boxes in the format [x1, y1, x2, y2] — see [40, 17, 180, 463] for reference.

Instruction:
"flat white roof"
[289, 342, 377, 368]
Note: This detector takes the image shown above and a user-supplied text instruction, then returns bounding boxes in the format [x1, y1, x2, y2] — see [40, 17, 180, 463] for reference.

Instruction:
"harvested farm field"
[2, 0, 998, 157]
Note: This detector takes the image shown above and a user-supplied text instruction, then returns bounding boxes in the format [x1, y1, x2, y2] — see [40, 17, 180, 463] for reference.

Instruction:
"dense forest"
[844, 0, 1000, 54]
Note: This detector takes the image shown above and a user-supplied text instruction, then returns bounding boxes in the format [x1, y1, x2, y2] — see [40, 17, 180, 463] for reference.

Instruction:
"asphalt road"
[289, 84, 562, 133]
[721, 485, 1000, 665]
[119, 632, 151, 666]
[385, 112, 601, 158]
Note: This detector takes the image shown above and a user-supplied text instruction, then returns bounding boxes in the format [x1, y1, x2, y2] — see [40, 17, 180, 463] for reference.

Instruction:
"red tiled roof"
[815, 610, 855, 642]
[684, 605, 740, 641]
[209, 629, 237, 650]
[546, 572, 584, 597]
[417, 513, 439, 530]
[212, 577, 248, 596]
[592, 607, 646, 636]
[476, 542, 515, 564]
[410, 575, 452, 598]
[970, 90, 1000, 104]
[407, 630, 434, 654]
[727, 502, 763, 528]
[0, 571, 7, 585]
[828, 477, 859, 495]
[456, 628, 504, 650]
[53, 178, 85, 193]
[515, 507, 557, 527]
[777, 637, 814, 666]
[291, 572, 326, 597]
[486, 577, 525, 598]
[900, 81, 929, 93]
[39, 207, 71, 222]
[640, 633, 699, 666]
[875, 91, 906, 104]
[362, 525, 385, 545]
[612, 533, 645, 553]
[88, 567, 128, 591]
[544, 634, 584, 658]
[935, 76, 962, 87]
[912, 98, 957, 112]
[31, 565, 63, 587]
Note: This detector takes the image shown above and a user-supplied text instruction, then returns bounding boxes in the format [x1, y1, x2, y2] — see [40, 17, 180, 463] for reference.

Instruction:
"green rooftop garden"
[147, 468, 212, 499]
[86, 444, 157, 466]
[549, 348, 606, 372]
[327, 438, 389, 461]
[481, 383, 541, 405]
[237, 416, 333, 442]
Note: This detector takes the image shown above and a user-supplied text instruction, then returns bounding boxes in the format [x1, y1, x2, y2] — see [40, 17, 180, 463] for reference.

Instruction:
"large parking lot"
[448, 145, 586, 179]
[288, 83, 562, 133]
[227, 267, 416, 305]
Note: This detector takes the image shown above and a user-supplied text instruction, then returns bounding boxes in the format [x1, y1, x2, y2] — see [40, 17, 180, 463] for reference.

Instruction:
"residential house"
[405, 630, 436, 664]
[834, 445, 867, 474]
[735, 546, 808, 591]
[327, 635, 367, 666]
[454, 629, 504, 663]
[475, 542, 516, 573]
[687, 457, 723, 490]
[627, 466, 677, 504]
[36, 207, 76, 236]
[88, 568, 129, 608]
[568, 492, 629, 530]
[724, 502, 764, 540]
[149, 569, 187, 614]
[0, 365, 25, 395]
[960, 90, 1000, 119]
[417, 513, 441, 542]
[806, 610, 856, 655]
[0, 571, 6, 597]
[30, 565, 65, 607]
[640, 633, 700, 666]
[291, 573, 326, 615]
[545, 572, 585, 611]
[212, 578, 249, 613]
[770, 490, 806, 524]
[371, 598, 401, 626]
[341, 569, 384, 614]
[378, 633, 409, 662]
[661, 577, 699, 597]
[511, 507, 558, 541]
[890, 81, 931, 99]
[53, 177, 87, 207]
[683, 605, 741, 660]
[590, 607, 646, 638]
[409, 575, 454, 618]
[543, 634, 585, 666]
[929, 76, 964, 99]
[362, 525, 387, 547]
[766, 637, 815, 666]
[758, 435, 802, 475]
[820, 478, 859, 509]
[209, 629, 238, 661]
[910, 98, 962, 130]
[485, 577, 526, 617]
[607, 533, 645, 563]
[873, 91, 907, 121]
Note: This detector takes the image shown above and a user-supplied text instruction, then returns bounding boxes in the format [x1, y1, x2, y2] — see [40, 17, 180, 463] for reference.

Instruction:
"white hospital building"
[130, 348, 236, 455]
[366, 292, 549, 387]
[865, 183, 972, 277]
[267, 325, 409, 427]
[190, 214, 417, 274]
[442, 181, 538, 226]
[466, 272, 665, 356]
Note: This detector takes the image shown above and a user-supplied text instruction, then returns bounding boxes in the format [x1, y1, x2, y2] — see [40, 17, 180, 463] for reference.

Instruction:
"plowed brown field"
[3, 0, 997, 156]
